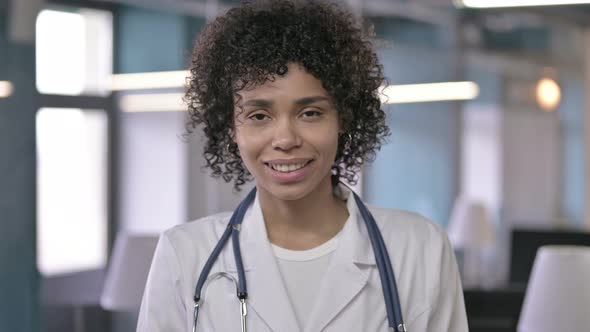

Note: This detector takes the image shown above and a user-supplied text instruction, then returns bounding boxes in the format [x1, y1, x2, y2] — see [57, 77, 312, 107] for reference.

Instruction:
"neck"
[257, 177, 349, 250]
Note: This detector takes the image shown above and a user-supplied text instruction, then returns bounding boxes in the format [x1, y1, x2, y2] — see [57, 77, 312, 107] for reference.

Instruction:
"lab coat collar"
[217, 184, 377, 331]
[338, 185, 377, 267]
[219, 185, 377, 271]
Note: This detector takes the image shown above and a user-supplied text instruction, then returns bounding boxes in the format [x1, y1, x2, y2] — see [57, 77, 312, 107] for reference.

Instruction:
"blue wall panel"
[116, 6, 192, 73]
[0, 5, 40, 331]
[364, 48, 459, 226]
[559, 77, 585, 226]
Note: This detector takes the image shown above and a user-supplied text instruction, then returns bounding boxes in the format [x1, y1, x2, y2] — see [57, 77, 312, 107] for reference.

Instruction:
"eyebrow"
[294, 96, 331, 106]
[239, 95, 331, 108]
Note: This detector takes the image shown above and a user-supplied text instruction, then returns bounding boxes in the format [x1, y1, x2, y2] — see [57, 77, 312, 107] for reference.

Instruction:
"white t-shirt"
[271, 230, 342, 330]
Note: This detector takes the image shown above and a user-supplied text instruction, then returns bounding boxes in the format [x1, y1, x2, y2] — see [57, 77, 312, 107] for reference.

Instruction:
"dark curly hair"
[185, 0, 390, 190]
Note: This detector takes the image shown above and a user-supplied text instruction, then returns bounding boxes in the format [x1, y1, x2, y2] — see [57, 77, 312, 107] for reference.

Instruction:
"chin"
[255, 173, 333, 202]
[262, 183, 315, 201]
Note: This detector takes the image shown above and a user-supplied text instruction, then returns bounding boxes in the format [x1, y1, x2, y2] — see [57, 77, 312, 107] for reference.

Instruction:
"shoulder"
[367, 205, 447, 246]
[165, 211, 233, 235]
[147, 212, 233, 294]
[365, 204, 454, 290]
[157, 212, 232, 263]
[365, 205, 464, 326]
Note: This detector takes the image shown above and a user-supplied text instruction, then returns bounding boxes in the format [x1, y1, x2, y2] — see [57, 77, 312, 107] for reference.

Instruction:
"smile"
[264, 160, 314, 173]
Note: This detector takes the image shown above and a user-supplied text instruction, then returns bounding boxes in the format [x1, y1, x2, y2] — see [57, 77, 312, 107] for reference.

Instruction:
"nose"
[271, 118, 302, 151]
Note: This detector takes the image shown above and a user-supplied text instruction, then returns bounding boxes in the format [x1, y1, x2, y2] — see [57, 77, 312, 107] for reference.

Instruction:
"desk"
[464, 287, 526, 332]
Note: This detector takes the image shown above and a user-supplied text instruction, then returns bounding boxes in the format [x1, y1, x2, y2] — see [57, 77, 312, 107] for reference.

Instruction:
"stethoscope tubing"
[353, 194, 395, 325]
[192, 186, 406, 331]
[193, 189, 256, 302]
[352, 193, 405, 331]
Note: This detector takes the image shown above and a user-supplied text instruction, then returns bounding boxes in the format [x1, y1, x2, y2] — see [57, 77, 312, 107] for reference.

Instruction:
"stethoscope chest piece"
[192, 271, 249, 332]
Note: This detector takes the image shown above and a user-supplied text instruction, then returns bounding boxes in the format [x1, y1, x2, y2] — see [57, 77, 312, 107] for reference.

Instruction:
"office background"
[1, 0, 590, 331]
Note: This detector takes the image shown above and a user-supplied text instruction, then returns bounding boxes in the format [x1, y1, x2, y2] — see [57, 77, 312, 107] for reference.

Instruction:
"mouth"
[264, 159, 314, 173]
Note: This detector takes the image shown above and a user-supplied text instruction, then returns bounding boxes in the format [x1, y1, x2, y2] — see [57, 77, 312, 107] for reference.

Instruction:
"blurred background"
[1, 0, 590, 331]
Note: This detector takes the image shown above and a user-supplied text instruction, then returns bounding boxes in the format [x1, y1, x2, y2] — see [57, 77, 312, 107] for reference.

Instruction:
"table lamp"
[100, 232, 159, 311]
[518, 245, 590, 332]
[448, 197, 495, 248]
[447, 196, 496, 288]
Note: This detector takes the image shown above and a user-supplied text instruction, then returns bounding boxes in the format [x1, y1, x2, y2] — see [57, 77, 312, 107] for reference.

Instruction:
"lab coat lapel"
[304, 192, 376, 332]
[221, 194, 300, 332]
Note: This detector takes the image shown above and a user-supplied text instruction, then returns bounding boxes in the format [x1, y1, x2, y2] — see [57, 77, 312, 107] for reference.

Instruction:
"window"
[36, 108, 108, 275]
[35, 6, 113, 276]
[36, 8, 112, 96]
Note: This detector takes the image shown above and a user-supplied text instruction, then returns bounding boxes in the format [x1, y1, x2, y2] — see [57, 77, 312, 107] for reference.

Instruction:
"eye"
[248, 112, 270, 122]
[301, 109, 322, 118]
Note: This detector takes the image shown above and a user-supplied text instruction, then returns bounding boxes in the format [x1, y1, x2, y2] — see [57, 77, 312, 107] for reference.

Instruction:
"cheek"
[235, 145, 257, 176]
[235, 131, 264, 165]
[329, 136, 340, 159]
[311, 132, 340, 158]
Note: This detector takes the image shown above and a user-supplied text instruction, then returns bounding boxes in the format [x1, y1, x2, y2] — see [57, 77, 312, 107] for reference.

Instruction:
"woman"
[138, 1, 468, 331]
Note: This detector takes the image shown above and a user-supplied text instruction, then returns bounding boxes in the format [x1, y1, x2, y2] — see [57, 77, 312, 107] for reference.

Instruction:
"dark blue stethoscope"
[192, 187, 407, 332]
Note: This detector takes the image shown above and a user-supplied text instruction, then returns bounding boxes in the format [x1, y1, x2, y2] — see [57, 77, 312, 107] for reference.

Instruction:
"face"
[233, 63, 340, 201]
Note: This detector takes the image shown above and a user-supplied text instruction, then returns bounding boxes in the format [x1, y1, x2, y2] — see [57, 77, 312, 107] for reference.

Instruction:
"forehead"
[235, 63, 329, 102]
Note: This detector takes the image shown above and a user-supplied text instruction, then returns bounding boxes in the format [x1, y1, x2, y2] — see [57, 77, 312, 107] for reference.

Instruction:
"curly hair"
[185, 0, 390, 190]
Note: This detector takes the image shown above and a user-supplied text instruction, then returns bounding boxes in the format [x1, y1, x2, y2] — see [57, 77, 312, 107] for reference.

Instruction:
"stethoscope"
[192, 186, 407, 332]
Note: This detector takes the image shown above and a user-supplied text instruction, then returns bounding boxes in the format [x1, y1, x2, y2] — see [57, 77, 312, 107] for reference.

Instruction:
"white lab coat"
[137, 189, 468, 332]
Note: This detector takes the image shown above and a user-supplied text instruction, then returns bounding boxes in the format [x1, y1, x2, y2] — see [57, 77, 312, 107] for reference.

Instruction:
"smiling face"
[233, 63, 340, 201]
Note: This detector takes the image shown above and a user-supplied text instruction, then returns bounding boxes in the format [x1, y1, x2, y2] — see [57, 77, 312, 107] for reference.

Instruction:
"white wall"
[462, 104, 502, 214]
[119, 111, 187, 233]
[502, 109, 560, 228]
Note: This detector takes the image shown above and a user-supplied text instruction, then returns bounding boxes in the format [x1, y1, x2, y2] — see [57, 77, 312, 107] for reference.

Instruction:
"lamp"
[518, 245, 590, 332]
[536, 77, 561, 112]
[447, 196, 496, 288]
[448, 197, 495, 249]
[0, 81, 14, 98]
[100, 232, 159, 311]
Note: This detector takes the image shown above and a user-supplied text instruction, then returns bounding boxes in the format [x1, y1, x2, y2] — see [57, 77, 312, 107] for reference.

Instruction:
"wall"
[364, 46, 460, 226]
[115, 5, 204, 232]
[559, 77, 585, 227]
[0, 1, 40, 330]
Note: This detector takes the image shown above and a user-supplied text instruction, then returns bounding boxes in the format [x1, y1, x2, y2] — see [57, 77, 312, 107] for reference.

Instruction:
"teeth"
[270, 162, 307, 173]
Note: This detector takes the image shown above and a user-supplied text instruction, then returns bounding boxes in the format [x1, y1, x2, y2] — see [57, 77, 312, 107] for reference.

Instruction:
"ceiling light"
[119, 93, 185, 113]
[379, 81, 479, 104]
[0, 81, 14, 98]
[111, 71, 188, 91]
[457, 0, 590, 8]
[117, 80, 479, 112]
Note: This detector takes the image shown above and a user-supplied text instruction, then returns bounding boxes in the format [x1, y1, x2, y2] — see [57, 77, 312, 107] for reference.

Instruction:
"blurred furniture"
[41, 269, 109, 332]
[101, 232, 159, 311]
[517, 245, 590, 332]
[464, 287, 526, 332]
[509, 228, 590, 285]
[464, 228, 590, 332]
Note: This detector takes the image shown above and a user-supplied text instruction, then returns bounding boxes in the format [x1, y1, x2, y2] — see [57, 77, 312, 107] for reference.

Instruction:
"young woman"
[138, 1, 468, 331]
